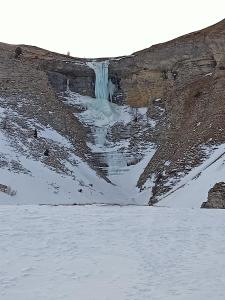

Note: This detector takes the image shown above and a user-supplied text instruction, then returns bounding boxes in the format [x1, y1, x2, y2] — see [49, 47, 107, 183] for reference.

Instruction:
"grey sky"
[1, 0, 225, 58]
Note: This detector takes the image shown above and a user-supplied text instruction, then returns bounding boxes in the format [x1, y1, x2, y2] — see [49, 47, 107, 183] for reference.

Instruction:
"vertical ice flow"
[86, 61, 111, 148]
[87, 60, 114, 121]
[94, 61, 109, 100]
[87, 61, 127, 175]
[87, 61, 110, 102]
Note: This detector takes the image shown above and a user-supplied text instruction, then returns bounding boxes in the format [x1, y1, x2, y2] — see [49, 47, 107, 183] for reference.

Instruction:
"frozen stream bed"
[1, 205, 225, 300]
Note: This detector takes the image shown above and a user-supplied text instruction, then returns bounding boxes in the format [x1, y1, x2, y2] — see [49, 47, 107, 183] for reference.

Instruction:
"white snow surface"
[1, 205, 225, 300]
[38, 126, 73, 148]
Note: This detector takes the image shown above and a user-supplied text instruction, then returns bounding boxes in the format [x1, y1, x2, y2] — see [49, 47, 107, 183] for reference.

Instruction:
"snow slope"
[158, 144, 225, 208]
[0, 96, 155, 205]
[1, 205, 225, 300]
[0, 125, 155, 204]
[0, 58, 157, 205]
[0, 128, 130, 204]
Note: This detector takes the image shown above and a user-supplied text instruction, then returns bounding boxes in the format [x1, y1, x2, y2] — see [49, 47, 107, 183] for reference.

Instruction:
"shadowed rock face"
[201, 182, 225, 208]
[1, 19, 225, 204]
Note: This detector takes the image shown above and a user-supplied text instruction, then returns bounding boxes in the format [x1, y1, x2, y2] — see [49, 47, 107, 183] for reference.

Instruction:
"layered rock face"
[1, 19, 225, 204]
[201, 182, 225, 208]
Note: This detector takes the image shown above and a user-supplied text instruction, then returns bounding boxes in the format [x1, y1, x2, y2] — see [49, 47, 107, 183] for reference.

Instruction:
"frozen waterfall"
[92, 61, 109, 101]
[87, 61, 115, 118]
[86, 60, 127, 176]
[86, 60, 112, 147]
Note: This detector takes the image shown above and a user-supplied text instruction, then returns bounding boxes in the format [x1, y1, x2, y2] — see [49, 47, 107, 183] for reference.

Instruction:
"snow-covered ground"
[1, 205, 225, 300]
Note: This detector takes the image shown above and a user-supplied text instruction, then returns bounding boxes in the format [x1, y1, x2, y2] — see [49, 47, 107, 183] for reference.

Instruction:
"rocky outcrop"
[0, 184, 16, 196]
[0, 184, 8, 193]
[201, 182, 225, 208]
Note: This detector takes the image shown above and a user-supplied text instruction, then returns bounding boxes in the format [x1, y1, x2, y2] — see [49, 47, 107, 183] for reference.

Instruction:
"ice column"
[93, 61, 109, 100]
[87, 61, 114, 115]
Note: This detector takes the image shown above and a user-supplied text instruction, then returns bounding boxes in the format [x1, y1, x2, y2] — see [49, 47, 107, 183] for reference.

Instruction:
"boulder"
[0, 183, 8, 193]
[201, 182, 225, 208]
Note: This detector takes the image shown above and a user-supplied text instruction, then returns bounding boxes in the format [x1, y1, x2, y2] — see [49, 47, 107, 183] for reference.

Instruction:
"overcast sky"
[1, 0, 225, 58]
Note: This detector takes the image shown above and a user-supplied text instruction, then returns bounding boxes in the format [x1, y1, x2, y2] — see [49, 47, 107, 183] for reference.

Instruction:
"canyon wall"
[1, 19, 225, 204]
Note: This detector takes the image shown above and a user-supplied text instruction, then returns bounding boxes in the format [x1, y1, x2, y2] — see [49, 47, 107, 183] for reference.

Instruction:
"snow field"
[1, 205, 225, 300]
